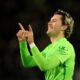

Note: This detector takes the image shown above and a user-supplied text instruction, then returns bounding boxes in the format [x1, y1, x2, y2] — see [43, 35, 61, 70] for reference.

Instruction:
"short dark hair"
[54, 9, 74, 38]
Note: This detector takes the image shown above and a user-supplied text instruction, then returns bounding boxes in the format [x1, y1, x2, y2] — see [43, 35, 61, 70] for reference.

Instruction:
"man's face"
[47, 14, 64, 37]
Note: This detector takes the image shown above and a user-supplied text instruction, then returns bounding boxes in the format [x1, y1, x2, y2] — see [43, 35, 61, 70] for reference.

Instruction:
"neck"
[50, 34, 65, 43]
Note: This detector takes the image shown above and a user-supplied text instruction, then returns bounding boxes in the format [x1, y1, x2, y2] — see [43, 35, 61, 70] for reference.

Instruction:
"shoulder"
[58, 38, 74, 49]
[57, 38, 75, 56]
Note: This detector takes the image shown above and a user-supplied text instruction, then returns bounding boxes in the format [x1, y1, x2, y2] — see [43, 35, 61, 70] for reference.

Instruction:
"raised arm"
[17, 24, 60, 70]
[19, 41, 37, 67]
[16, 23, 37, 68]
[21, 24, 60, 71]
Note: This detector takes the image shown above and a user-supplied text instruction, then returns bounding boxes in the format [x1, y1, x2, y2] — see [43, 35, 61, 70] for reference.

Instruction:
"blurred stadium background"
[0, 0, 80, 80]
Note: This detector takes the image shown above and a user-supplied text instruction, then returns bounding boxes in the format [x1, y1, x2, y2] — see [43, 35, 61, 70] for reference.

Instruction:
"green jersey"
[19, 38, 75, 80]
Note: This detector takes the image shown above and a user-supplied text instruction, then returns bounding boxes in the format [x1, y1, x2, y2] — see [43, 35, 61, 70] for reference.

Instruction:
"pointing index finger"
[29, 24, 33, 31]
[18, 22, 25, 31]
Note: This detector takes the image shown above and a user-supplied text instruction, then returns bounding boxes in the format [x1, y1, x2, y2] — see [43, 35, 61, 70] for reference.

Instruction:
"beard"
[46, 29, 60, 38]
[46, 30, 56, 37]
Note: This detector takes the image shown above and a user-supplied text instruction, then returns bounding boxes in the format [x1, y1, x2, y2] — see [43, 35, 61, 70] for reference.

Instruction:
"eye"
[52, 19, 56, 22]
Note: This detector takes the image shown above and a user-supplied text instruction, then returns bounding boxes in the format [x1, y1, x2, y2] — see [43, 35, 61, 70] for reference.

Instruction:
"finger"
[29, 24, 33, 32]
[22, 30, 28, 38]
[25, 31, 28, 37]
[18, 22, 25, 31]
[16, 30, 21, 37]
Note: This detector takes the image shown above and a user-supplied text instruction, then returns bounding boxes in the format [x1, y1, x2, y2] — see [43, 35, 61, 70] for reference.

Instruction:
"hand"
[27, 25, 34, 44]
[16, 22, 34, 44]
[16, 23, 27, 42]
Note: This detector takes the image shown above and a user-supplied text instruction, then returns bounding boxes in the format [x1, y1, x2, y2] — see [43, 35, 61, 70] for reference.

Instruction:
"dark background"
[0, 0, 80, 80]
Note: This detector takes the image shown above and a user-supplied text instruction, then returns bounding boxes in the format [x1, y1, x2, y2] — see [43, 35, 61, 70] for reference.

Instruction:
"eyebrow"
[51, 18, 57, 21]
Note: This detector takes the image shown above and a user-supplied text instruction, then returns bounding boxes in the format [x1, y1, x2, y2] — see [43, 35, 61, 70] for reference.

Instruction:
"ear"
[61, 25, 68, 31]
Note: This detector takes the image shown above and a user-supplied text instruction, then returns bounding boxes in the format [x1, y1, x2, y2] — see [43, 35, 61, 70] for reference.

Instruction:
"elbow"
[21, 60, 29, 68]
[39, 67, 44, 71]
[22, 61, 30, 68]
[22, 62, 34, 68]
[40, 68, 47, 72]
[22, 63, 31, 68]
[38, 66, 46, 72]
[22, 62, 27, 68]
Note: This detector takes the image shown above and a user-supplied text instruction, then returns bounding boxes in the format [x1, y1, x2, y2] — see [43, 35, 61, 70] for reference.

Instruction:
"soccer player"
[16, 9, 75, 80]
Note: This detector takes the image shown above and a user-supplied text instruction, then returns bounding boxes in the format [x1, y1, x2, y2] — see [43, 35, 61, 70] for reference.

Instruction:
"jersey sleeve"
[19, 41, 37, 68]
[30, 45, 61, 71]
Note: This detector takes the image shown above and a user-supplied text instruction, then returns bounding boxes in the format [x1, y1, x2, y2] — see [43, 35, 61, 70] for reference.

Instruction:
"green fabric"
[19, 38, 75, 80]
[19, 41, 37, 67]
